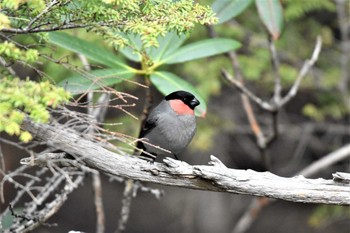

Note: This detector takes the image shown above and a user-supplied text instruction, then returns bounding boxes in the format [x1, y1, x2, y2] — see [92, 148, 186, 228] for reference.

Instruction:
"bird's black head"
[165, 90, 200, 110]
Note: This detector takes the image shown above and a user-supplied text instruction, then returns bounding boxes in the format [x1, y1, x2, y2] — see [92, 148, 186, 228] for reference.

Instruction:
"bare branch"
[21, 119, 350, 205]
[92, 172, 105, 233]
[0, 21, 122, 34]
[222, 36, 323, 111]
[268, 37, 282, 104]
[79, 50, 108, 233]
[279, 36, 322, 107]
[231, 197, 269, 233]
[232, 143, 350, 233]
[116, 180, 137, 233]
[208, 25, 273, 166]
[6, 175, 84, 233]
[207, 25, 268, 145]
[221, 69, 274, 112]
[298, 143, 350, 177]
[25, 0, 60, 30]
[0, 56, 17, 76]
[116, 76, 153, 233]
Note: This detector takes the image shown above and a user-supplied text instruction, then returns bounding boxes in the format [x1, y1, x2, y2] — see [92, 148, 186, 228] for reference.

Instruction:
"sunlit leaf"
[150, 71, 207, 117]
[49, 32, 130, 69]
[212, 0, 253, 24]
[59, 68, 135, 94]
[255, 0, 284, 40]
[161, 38, 241, 64]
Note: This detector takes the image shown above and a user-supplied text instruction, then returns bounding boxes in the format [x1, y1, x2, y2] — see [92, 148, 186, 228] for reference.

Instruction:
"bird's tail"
[139, 151, 157, 162]
[137, 141, 157, 162]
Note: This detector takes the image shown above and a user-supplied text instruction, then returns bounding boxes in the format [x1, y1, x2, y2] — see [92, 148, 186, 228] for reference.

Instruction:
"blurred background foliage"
[0, 0, 349, 232]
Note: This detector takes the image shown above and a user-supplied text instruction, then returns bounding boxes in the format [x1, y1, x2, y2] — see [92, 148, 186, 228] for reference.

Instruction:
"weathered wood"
[22, 119, 350, 205]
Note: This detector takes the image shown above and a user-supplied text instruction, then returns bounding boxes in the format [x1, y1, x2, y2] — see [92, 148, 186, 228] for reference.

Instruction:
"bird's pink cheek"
[169, 100, 194, 115]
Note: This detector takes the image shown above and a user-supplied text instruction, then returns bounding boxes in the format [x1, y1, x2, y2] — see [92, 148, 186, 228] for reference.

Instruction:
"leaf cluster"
[0, 41, 38, 62]
[49, 31, 241, 116]
[0, 0, 217, 47]
[0, 77, 70, 142]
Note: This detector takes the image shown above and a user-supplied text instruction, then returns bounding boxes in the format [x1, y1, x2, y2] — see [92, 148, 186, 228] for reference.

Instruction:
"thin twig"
[214, 27, 270, 149]
[116, 76, 153, 233]
[0, 143, 5, 176]
[7, 174, 84, 233]
[222, 37, 323, 111]
[268, 36, 282, 104]
[138, 77, 153, 137]
[93, 171, 105, 233]
[115, 180, 137, 233]
[221, 69, 274, 111]
[279, 36, 322, 107]
[0, 56, 17, 76]
[0, 21, 123, 34]
[79, 51, 107, 233]
[226, 52, 270, 149]
[210, 20, 274, 168]
[25, 0, 60, 30]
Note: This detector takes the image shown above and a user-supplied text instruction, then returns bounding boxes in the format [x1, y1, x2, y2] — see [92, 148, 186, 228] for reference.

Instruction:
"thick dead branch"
[232, 143, 350, 233]
[298, 144, 350, 177]
[21, 119, 350, 205]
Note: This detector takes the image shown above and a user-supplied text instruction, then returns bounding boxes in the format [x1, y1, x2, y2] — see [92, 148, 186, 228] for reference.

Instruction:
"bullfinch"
[137, 90, 200, 161]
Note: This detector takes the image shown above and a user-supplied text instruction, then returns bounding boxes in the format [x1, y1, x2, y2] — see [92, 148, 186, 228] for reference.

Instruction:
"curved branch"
[21, 119, 350, 205]
[0, 21, 122, 34]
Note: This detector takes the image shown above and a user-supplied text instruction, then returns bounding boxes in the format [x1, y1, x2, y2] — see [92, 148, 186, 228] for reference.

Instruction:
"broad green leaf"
[59, 68, 135, 94]
[150, 71, 206, 117]
[255, 0, 284, 40]
[119, 33, 143, 62]
[147, 32, 187, 62]
[49, 32, 130, 69]
[161, 38, 241, 64]
[212, 0, 254, 24]
[119, 32, 187, 62]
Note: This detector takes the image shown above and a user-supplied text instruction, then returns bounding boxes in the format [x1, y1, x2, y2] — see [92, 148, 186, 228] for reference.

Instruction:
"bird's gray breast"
[143, 101, 196, 155]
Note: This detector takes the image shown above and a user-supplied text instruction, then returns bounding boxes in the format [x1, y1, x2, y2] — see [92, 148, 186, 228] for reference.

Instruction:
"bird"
[137, 90, 200, 162]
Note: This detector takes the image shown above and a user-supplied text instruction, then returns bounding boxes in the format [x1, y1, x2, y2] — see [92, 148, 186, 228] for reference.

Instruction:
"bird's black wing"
[136, 114, 158, 150]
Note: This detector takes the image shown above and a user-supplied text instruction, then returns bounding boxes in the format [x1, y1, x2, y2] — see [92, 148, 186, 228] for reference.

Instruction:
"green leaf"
[162, 38, 241, 64]
[150, 71, 206, 117]
[59, 68, 135, 94]
[212, 0, 254, 24]
[147, 32, 188, 62]
[119, 32, 187, 63]
[255, 0, 284, 40]
[119, 33, 143, 62]
[20, 131, 32, 143]
[49, 32, 130, 69]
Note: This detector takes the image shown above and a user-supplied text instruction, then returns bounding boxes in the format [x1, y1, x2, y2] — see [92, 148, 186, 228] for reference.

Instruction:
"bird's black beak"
[190, 98, 200, 108]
